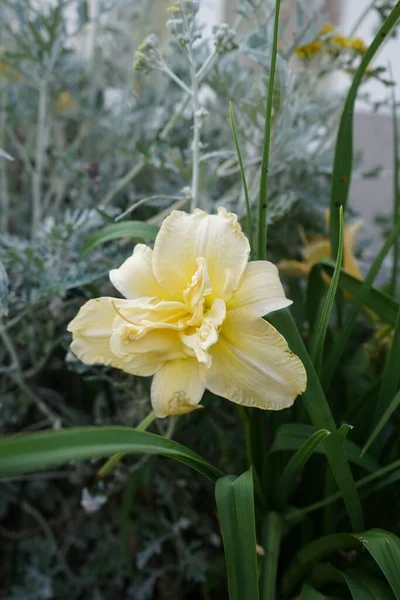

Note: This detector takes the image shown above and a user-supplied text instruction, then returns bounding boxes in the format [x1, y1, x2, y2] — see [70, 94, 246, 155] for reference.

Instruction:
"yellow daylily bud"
[68, 208, 306, 417]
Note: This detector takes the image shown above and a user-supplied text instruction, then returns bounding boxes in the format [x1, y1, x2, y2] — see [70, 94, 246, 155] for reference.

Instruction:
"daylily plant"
[68, 208, 306, 417]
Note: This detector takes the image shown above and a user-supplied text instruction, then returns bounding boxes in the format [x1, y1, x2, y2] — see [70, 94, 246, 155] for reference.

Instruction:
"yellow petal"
[302, 239, 331, 266]
[151, 358, 205, 417]
[201, 310, 307, 410]
[183, 257, 212, 326]
[344, 220, 363, 280]
[228, 261, 292, 317]
[67, 297, 124, 369]
[110, 322, 186, 368]
[278, 259, 311, 278]
[180, 298, 226, 367]
[112, 297, 189, 338]
[152, 207, 250, 300]
[109, 244, 170, 300]
[67, 297, 175, 376]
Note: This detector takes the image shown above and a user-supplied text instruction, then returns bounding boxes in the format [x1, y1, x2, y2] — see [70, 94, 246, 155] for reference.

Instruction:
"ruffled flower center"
[110, 257, 226, 368]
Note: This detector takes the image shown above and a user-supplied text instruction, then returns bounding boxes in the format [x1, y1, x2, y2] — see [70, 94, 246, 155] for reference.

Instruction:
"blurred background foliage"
[0, 0, 399, 598]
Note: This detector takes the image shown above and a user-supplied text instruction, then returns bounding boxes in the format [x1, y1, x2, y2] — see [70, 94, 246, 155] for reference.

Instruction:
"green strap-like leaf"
[81, 221, 159, 256]
[320, 261, 399, 327]
[282, 529, 400, 598]
[310, 564, 395, 600]
[362, 388, 400, 457]
[310, 207, 343, 375]
[300, 583, 331, 599]
[322, 218, 400, 387]
[270, 423, 378, 473]
[329, 1, 400, 258]
[269, 309, 364, 533]
[215, 469, 259, 600]
[0, 427, 223, 482]
[276, 429, 331, 507]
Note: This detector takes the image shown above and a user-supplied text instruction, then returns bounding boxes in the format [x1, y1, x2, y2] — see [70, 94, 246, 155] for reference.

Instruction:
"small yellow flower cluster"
[294, 40, 322, 59]
[295, 24, 368, 60]
[55, 91, 74, 112]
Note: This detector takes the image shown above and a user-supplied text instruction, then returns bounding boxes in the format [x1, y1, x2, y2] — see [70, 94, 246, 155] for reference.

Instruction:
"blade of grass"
[390, 63, 400, 298]
[282, 529, 400, 598]
[276, 429, 331, 508]
[310, 207, 344, 375]
[361, 388, 400, 457]
[320, 260, 399, 326]
[370, 306, 400, 455]
[322, 219, 400, 387]
[269, 309, 364, 532]
[329, 2, 400, 259]
[229, 102, 254, 256]
[215, 470, 259, 600]
[287, 456, 400, 522]
[257, 0, 281, 260]
[260, 511, 282, 600]
[0, 427, 223, 482]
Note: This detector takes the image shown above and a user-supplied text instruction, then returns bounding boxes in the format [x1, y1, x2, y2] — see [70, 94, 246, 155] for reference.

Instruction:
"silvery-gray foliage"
[0, 0, 391, 598]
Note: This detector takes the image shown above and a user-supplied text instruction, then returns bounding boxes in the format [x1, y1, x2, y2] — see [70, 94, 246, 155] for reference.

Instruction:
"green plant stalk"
[310, 207, 344, 375]
[256, 0, 281, 260]
[0, 87, 9, 233]
[323, 218, 400, 387]
[362, 388, 400, 457]
[287, 455, 400, 521]
[260, 512, 281, 600]
[390, 65, 400, 298]
[229, 102, 254, 256]
[188, 48, 200, 210]
[32, 79, 48, 240]
[269, 309, 364, 532]
[329, 1, 400, 259]
[97, 411, 156, 478]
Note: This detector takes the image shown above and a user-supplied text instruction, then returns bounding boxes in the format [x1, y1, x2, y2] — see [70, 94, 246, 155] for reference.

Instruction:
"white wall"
[339, 1, 400, 112]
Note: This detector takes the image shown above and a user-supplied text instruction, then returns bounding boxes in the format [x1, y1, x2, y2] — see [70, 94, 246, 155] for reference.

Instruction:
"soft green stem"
[188, 49, 200, 209]
[256, 0, 280, 260]
[390, 64, 400, 298]
[0, 87, 9, 233]
[100, 45, 218, 209]
[229, 101, 254, 255]
[32, 79, 48, 239]
[97, 411, 156, 478]
[260, 512, 282, 600]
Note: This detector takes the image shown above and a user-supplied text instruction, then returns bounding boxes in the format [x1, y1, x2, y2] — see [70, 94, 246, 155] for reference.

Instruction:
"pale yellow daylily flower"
[68, 208, 306, 418]
[279, 211, 363, 282]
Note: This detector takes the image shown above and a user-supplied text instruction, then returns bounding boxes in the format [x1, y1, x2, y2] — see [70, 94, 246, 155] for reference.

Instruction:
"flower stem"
[188, 50, 200, 210]
[257, 0, 281, 260]
[97, 411, 156, 479]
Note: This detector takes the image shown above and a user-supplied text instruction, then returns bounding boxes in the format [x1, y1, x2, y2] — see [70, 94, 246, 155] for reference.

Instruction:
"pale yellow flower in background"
[68, 208, 307, 418]
[279, 210, 363, 282]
